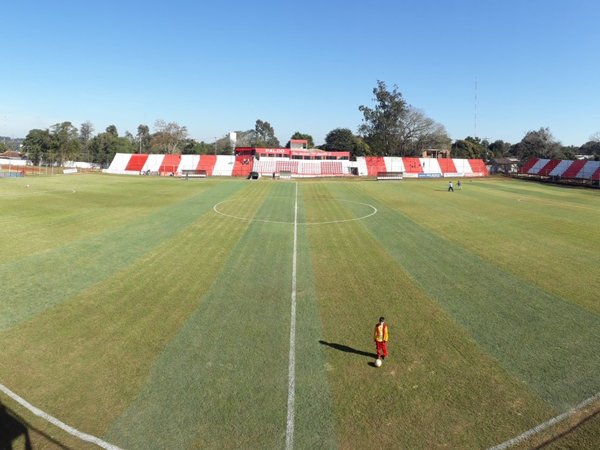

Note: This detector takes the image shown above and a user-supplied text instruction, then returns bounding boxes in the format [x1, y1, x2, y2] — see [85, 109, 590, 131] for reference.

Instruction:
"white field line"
[285, 182, 299, 450]
[0, 383, 122, 450]
[488, 391, 600, 450]
[213, 199, 377, 225]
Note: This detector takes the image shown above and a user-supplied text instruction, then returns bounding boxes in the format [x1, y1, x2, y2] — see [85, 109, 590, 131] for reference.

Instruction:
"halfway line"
[285, 182, 299, 450]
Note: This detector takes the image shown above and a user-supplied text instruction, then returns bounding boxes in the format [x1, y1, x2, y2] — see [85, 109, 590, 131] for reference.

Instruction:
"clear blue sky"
[2, 0, 599, 146]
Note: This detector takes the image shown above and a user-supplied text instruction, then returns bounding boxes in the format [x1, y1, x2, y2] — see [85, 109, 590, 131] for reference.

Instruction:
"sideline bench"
[180, 169, 207, 178]
[377, 171, 403, 180]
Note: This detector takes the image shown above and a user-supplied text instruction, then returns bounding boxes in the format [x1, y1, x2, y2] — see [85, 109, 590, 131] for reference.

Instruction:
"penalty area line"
[488, 391, 600, 450]
[285, 182, 299, 450]
[0, 383, 122, 450]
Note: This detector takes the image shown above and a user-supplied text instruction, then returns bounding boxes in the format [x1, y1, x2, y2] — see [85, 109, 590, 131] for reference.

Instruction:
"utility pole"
[474, 77, 478, 139]
[214, 137, 217, 155]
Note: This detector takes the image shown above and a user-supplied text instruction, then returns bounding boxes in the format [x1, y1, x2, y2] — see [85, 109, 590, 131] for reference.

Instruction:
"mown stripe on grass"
[358, 179, 600, 315]
[0, 175, 206, 264]
[340, 182, 600, 411]
[290, 185, 337, 450]
[106, 181, 309, 449]
[301, 182, 554, 449]
[0, 185, 256, 443]
[474, 177, 600, 204]
[0, 180, 245, 331]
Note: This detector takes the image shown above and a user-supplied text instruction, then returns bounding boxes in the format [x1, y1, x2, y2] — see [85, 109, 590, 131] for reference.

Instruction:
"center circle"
[213, 198, 377, 225]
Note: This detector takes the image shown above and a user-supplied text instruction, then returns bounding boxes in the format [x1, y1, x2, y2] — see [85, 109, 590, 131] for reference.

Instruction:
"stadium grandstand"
[518, 158, 600, 187]
[104, 153, 489, 179]
[103, 140, 489, 179]
[234, 139, 351, 177]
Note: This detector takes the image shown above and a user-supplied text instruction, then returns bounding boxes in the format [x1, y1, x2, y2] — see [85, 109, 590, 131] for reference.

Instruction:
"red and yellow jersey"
[374, 322, 388, 342]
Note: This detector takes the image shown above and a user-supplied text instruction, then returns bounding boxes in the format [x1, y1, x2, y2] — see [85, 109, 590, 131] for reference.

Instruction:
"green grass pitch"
[0, 174, 599, 449]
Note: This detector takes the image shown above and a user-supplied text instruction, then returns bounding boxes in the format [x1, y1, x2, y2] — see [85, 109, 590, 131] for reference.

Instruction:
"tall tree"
[22, 129, 52, 165]
[179, 138, 210, 154]
[352, 136, 371, 157]
[88, 126, 134, 166]
[152, 120, 188, 153]
[213, 135, 234, 155]
[79, 121, 94, 162]
[510, 127, 562, 160]
[560, 145, 577, 160]
[137, 124, 151, 153]
[50, 122, 80, 165]
[358, 80, 408, 155]
[487, 140, 511, 159]
[322, 128, 371, 158]
[401, 107, 451, 155]
[252, 119, 280, 147]
[323, 128, 356, 151]
[579, 140, 600, 159]
[105, 124, 119, 137]
[358, 81, 448, 156]
[581, 132, 600, 160]
[451, 137, 486, 159]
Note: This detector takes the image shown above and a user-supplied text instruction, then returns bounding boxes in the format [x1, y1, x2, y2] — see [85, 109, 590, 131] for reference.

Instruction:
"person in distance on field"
[457, 179, 462, 190]
[448, 181, 454, 192]
[374, 317, 389, 360]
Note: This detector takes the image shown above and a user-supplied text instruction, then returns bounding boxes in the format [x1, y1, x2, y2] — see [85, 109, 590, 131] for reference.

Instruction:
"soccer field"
[0, 174, 599, 449]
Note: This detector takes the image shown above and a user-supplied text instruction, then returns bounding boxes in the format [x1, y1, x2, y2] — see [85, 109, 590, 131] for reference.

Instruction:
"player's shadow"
[0, 401, 69, 449]
[318, 340, 377, 359]
[533, 408, 600, 448]
[0, 402, 32, 450]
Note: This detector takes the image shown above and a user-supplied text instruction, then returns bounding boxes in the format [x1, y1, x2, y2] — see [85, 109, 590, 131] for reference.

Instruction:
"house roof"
[0, 151, 23, 159]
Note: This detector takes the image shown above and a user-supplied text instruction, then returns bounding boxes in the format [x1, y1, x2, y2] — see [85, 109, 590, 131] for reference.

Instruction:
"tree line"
[349, 81, 600, 161]
[19, 120, 209, 166]
[14, 81, 600, 166]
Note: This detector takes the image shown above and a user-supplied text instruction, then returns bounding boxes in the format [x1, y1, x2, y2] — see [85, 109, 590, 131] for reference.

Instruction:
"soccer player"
[374, 317, 389, 360]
